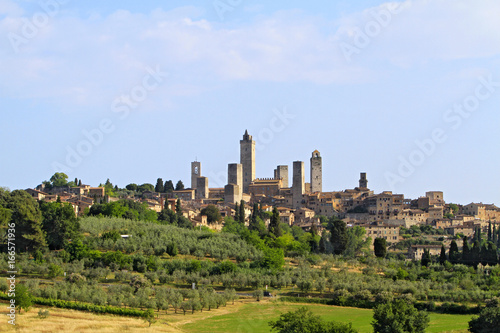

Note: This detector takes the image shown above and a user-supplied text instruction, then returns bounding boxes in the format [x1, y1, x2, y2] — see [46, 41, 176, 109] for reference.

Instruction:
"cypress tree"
[175, 199, 182, 216]
[155, 178, 164, 193]
[493, 224, 497, 244]
[449, 240, 459, 264]
[234, 202, 239, 222]
[488, 221, 492, 242]
[462, 236, 471, 265]
[239, 200, 245, 223]
[249, 203, 258, 231]
[439, 244, 447, 265]
[268, 206, 282, 238]
[329, 218, 348, 255]
[421, 249, 431, 267]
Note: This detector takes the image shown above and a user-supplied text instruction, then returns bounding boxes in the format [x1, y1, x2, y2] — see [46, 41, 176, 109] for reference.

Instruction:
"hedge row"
[278, 296, 481, 315]
[0, 293, 146, 317]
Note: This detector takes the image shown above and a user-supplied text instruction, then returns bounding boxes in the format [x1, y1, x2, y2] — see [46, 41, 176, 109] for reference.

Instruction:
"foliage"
[40, 201, 80, 250]
[372, 299, 429, 333]
[37, 309, 50, 319]
[268, 207, 282, 238]
[15, 284, 33, 313]
[0, 189, 47, 252]
[87, 199, 157, 222]
[269, 306, 358, 333]
[201, 205, 222, 224]
[469, 305, 500, 333]
[344, 226, 370, 257]
[329, 218, 348, 255]
[374, 238, 387, 258]
[175, 180, 184, 191]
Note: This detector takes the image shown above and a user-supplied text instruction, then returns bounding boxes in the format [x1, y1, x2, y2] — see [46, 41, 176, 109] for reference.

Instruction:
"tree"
[50, 172, 69, 187]
[488, 221, 492, 242]
[269, 306, 357, 333]
[175, 180, 184, 191]
[137, 183, 154, 192]
[200, 205, 222, 224]
[164, 180, 174, 193]
[462, 236, 471, 265]
[421, 249, 431, 267]
[469, 306, 500, 333]
[439, 244, 447, 265]
[239, 200, 245, 223]
[344, 226, 369, 257]
[259, 247, 285, 270]
[175, 199, 182, 216]
[268, 207, 282, 238]
[374, 238, 387, 258]
[126, 183, 138, 191]
[1, 190, 47, 252]
[15, 284, 32, 313]
[40, 201, 80, 250]
[143, 308, 156, 327]
[234, 202, 240, 222]
[372, 299, 429, 333]
[249, 203, 266, 236]
[449, 240, 460, 264]
[155, 178, 164, 193]
[329, 218, 348, 255]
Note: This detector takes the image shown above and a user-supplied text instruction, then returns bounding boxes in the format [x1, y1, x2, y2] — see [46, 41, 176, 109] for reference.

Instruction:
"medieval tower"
[274, 165, 289, 188]
[227, 163, 243, 200]
[359, 172, 368, 188]
[240, 130, 255, 193]
[310, 150, 322, 193]
[191, 161, 201, 189]
[292, 161, 305, 209]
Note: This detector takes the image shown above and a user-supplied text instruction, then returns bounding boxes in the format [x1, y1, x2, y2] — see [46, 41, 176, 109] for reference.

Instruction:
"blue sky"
[1, 0, 499, 205]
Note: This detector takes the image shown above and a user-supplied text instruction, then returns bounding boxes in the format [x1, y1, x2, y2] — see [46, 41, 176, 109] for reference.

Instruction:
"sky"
[0, 0, 499, 205]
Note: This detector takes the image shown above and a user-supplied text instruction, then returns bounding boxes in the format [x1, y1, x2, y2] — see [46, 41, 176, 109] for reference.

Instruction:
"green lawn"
[181, 302, 472, 333]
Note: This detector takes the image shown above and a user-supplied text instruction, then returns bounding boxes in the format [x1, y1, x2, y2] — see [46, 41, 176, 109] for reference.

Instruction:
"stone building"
[292, 161, 305, 209]
[274, 165, 289, 188]
[248, 178, 282, 197]
[191, 161, 201, 189]
[240, 130, 255, 193]
[196, 177, 209, 199]
[310, 150, 322, 193]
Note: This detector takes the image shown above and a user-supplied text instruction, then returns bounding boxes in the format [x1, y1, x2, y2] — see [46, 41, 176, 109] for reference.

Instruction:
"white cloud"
[0, 0, 499, 109]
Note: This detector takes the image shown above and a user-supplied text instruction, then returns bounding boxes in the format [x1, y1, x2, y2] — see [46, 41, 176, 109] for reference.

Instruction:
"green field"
[182, 302, 472, 333]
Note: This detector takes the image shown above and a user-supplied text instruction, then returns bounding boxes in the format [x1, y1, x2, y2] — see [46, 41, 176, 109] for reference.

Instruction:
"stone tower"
[274, 165, 289, 188]
[310, 150, 322, 193]
[196, 176, 208, 199]
[228, 163, 243, 199]
[224, 184, 241, 204]
[292, 161, 305, 209]
[359, 172, 368, 188]
[240, 130, 255, 193]
[191, 161, 201, 189]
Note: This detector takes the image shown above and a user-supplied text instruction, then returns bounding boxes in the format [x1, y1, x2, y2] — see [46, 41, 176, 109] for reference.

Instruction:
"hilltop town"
[26, 130, 500, 260]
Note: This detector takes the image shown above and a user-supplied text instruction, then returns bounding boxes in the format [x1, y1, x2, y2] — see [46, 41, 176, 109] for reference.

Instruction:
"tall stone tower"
[240, 130, 255, 193]
[191, 161, 201, 189]
[227, 163, 243, 199]
[292, 161, 305, 209]
[310, 150, 322, 193]
[359, 172, 368, 188]
[274, 165, 289, 188]
[196, 176, 208, 199]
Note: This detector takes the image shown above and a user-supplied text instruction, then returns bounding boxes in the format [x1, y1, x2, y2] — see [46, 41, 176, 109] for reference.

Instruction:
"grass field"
[0, 300, 472, 333]
[181, 302, 472, 333]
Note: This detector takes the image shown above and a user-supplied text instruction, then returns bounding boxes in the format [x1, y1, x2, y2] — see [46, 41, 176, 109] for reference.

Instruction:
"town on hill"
[25, 130, 500, 261]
